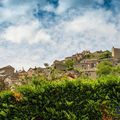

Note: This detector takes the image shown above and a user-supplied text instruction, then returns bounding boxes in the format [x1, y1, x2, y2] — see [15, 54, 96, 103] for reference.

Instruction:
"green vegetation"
[83, 50, 112, 60]
[44, 63, 49, 68]
[97, 61, 120, 78]
[64, 59, 75, 70]
[0, 75, 120, 120]
[98, 50, 112, 59]
[0, 50, 120, 120]
[97, 61, 113, 77]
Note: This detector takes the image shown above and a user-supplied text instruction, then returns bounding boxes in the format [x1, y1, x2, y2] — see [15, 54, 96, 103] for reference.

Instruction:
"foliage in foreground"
[0, 75, 120, 120]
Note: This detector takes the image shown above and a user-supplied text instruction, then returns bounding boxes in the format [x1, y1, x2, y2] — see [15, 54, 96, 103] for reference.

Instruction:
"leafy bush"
[98, 51, 112, 59]
[0, 76, 120, 120]
[96, 61, 113, 77]
[64, 59, 75, 70]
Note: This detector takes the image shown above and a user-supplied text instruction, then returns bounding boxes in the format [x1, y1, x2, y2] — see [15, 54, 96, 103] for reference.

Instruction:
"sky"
[0, 0, 120, 70]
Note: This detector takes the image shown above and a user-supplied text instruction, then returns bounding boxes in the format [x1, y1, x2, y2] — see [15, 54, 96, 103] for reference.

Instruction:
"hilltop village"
[0, 47, 120, 91]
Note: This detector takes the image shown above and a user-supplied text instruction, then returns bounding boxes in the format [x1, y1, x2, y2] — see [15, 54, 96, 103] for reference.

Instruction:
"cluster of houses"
[52, 47, 120, 79]
[0, 66, 45, 90]
[0, 47, 120, 90]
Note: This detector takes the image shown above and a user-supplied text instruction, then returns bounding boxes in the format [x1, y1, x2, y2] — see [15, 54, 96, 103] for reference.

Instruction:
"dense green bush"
[96, 61, 113, 77]
[98, 51, 112, 59]
[0, 76, 120, 120]
[97, 61, 120, 78]
[64, 59, 75, 70]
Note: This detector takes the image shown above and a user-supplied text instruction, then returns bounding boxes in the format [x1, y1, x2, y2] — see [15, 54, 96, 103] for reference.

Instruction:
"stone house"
[73, 59, 99, 79]
[0, 71, 19, 90]
[65, 53, 83, 62]
[4, 76, 21, 90]
[52, 60, 67, 71]
[82, 69, 97, 79]
[71, 53, 83, 62]
[0, 65, 15, 77]
[74, 59, 100, 70]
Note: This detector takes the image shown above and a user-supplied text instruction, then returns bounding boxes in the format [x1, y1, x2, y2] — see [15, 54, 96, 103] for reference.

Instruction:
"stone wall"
[112, 47, 120, 59]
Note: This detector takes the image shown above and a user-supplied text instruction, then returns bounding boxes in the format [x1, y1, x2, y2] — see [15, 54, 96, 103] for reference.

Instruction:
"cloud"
[48, 9, 120, 52]
[95, 0, 104, 4]
[1, 20, 51, 44]
[0, 0, 120, 70]
[0, 44, 46, 70]
[65, 10, 117, 35]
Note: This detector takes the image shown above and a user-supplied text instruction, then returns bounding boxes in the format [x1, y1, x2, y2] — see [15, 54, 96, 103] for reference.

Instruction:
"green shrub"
[64, 59, 75, 70]
[98, 51, 112, 59]
[0, 77, 120, 120]
[96, 61, 113, 77]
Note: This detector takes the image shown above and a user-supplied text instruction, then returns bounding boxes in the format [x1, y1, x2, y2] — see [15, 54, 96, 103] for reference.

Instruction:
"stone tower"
[112, 47, 120, 59]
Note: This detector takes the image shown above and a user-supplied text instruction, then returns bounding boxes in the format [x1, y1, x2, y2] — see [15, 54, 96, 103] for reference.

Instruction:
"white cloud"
[1, 8, 120, 70]
[95, 0, 104, 4]
[1, 20, 51, 44]
[64, 10, 118, 38]
[48, 9, 120, 53]
[0, 0, 120, 70]
[56, 0, 71, 14]
[0, 5, 32, 23]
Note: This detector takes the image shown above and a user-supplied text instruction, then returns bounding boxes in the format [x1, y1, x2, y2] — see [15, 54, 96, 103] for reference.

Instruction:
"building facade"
[112, 47, 120, 59]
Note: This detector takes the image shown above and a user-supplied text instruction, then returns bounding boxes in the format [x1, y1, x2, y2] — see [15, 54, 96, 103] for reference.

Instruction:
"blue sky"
[0, 0, 120, 69]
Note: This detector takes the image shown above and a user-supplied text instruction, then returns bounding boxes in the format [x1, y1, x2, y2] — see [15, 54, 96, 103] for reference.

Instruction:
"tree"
[99, 51, 112, 59]
[112, 65, 120, 75]
[64, 59, 75, 70]
[96, 61, 113, 77]
[44, 63, 49, 68]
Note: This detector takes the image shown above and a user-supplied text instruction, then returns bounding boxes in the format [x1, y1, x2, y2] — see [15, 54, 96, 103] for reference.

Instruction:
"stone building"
[74, 59, 100, 70]
[4, 75, 21, 90]
[82, 69, 97, 79]
[65, 53, 83, 62]
[82, 50, 91, 55]
[0, 65, 15, 90]
[0, 68, 20, 91]
[52, 60, 67, 71]
[73, 59, 99, 79]
[112, 47, 120, 59]
[0, 65, 15, 77]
